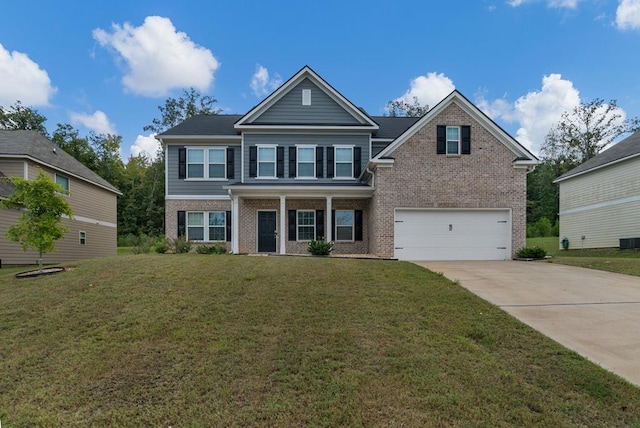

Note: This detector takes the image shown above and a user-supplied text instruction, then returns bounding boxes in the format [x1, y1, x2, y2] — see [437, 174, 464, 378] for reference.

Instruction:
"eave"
[224, 184, 374, 199]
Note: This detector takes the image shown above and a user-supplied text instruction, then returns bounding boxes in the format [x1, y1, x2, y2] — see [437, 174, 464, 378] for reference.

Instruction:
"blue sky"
[1, 0, 639, 160]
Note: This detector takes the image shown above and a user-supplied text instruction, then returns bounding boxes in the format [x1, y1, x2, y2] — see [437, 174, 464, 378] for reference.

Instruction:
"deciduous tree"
[385, 96, 429, 118]
[0, 170, 74, 269]
[0, 101, 49, 137]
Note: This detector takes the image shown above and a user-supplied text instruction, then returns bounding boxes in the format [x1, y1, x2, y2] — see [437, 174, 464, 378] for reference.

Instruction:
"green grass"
[2, 254, 640, 426]
[528, 237, 640, 276]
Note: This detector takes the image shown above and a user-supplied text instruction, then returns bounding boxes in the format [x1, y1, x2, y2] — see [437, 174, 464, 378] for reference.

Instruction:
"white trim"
[232, 196, 240, 254]
[79, 230, 87, 245]
[23, 161, 28, 179]
[334, 209, 355, 242]
[166, 194, 231, 200]
[559, 195, 640, 216]
[185, 146, 227, 180]
[333, 145, 355, 179]
[224, 184, 373, 199]
[296, 209, 316, 242]
[235, 125, 376, 131]
[234, 66, 379, 129]
[279, 196, 286, 254]
[62, 214, 117, 228]
[256, 144, 278, 179]
[554, 153, 640, 184]
[296, 145, 316, 179]
[326, 196, 333, 242]
[374, 91, 537, 163]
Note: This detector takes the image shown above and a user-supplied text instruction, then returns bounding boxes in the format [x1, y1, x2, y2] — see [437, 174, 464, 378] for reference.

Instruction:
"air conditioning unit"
[620, 238, 640, 249]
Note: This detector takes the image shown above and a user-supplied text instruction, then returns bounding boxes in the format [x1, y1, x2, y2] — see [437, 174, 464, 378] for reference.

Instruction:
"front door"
[257, 211, 277, 253]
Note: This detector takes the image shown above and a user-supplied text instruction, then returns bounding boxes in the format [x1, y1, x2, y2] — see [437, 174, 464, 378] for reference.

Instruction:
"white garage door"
[394, 209, 511, 260]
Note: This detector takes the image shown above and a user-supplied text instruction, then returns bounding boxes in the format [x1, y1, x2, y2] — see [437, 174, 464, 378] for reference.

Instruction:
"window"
[297, 146, 315, 178]
[55, 174, 69, 195]
[187, 148, 226, 179]
[335, 210, 354, 241]
[297, 210, 315, 241]
[187, 211, 226, 241]
[79, 231, 86, 245]
[446, 126, 460, 156]
[334, 147, 353, 178]
[302, 89, 311, 105]
[258, 146, 276, 178]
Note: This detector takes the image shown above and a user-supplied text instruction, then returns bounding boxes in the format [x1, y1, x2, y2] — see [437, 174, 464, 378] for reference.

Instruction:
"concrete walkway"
[414, 260, 640, 387]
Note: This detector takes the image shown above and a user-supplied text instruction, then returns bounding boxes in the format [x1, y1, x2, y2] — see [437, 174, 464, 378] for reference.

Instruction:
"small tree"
[0, 171, 73, 269]
[385, 96, 429, 118]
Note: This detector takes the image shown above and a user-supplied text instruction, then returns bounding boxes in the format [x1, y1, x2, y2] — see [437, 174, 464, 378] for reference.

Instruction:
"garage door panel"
[394, 209, 510, 261]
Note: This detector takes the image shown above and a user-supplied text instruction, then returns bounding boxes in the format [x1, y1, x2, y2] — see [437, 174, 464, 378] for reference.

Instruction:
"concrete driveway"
[414, 260, 640, 387]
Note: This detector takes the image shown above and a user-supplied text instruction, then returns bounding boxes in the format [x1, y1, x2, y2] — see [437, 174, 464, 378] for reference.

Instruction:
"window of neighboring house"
[446, 126, 460, 156]
[297, 210, 315, 241]
[79, 231, 86, 245]
[335, 210, 354, 241]
[258, 146, 276, 178]
[297, 146, 315, 178]
[208, 211, 226, 241]
[187, 147, 226, 179]
[334, 147, 353, 178]
[55, 174, 69, 195]
[187, 211, 226, 241]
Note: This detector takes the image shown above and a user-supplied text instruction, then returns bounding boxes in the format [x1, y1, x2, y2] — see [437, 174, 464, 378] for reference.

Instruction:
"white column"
[280, 195, 286, 254]
[232, 196, 239, 254]
[326, 196, 333, 242]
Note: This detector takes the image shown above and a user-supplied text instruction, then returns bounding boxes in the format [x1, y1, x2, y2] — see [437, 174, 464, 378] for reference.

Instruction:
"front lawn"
[528, 237, 640, 276]
[1, 254, 640, 426]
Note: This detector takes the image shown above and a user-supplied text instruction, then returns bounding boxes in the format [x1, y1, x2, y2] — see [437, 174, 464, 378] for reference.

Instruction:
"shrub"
[196, 244, 227, 254]
[172, 236, 192, 254]
[308, 238, 334, 256]
[152, 237, 170, 254]
[130, 234, 155, 254]
[516, 246, 547, 259]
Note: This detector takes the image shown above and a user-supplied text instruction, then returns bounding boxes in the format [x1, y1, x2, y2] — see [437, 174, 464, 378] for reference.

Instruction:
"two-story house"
[159, 66, 537, 260]
[0, 130, 120, 265]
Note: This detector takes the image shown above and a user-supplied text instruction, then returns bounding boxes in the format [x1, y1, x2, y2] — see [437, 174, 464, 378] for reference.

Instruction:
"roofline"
[223, 183, 374, 198]
[158, 135, 242, 141]
[554, 152, 640, 184]
[373, 90, 538, 163]
[235, 65, 379, 129]
[1, 154, 122, 195]
[234, 125, 377, 131]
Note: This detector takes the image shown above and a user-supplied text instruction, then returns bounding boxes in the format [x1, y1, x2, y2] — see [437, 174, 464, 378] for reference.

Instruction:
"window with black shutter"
[178, 148, 186, 179]
[289, 147, 296, 177]
[177, 211, 186, 237]
[226, 148, 234, 179]
[288, 210, 296, 241]
[276, 147, 284, 177]
[249, 146, 257, 177]
[326, 147, 334, 178]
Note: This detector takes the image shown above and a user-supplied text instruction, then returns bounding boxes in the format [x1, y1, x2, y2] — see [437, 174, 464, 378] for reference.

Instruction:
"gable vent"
[302, 89, 311, 106]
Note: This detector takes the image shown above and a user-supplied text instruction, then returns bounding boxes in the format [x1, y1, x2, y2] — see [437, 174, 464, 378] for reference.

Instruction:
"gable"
[235, 66, 378, 130]
[250, 78, 364, 126]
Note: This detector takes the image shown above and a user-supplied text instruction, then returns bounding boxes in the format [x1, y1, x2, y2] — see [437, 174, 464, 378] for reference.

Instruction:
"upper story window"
[55, 173, 70, 195]
[446, 126, 460, 156]
[258, 146, 276, 178]
[297, 146, 315, 178]
[334, 147, 354, 178]
[79, 231, 86, 245]
[187, 147, 226, 179]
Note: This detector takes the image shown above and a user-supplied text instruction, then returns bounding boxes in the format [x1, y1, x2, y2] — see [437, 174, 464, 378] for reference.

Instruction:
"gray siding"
[167, 144, 241, 196]
[251, 79, 364, 125]
[243, 133, 369, 183]
[372, 141, 389, 157]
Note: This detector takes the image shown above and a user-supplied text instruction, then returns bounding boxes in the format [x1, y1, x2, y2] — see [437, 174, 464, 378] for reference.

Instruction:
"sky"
[0, 0, 639, 160]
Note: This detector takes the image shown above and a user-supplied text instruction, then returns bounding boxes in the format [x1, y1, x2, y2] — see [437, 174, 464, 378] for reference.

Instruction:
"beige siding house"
[0, 131, 121, 265]
[555, 130, 640, 249]
[159, 66, 537, 260]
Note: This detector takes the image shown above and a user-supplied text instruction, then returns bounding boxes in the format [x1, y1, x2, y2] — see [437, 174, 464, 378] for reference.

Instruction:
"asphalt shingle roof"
[556, 130, 640, 181]
[0, 130, 120, 194]
[370, 116, 421, 139]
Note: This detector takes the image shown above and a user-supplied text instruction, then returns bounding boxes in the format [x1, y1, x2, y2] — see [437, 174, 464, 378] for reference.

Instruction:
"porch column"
[326, 196, 333, 242]
[279, 195, 286, 254]
[232, 196, 239, 254]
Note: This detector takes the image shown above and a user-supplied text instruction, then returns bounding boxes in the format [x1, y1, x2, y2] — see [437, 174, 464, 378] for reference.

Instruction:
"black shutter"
[331, 210, 336, 240]
[249, 146, 257, 177]
[225, 211, 232, 242]
[437, 125, 446, 154]
[177, 211, 186, 237]
[355, 210, 363, 241]
[226, 148, 234, 179]
[288, 210, 296, 241]
[178, 148, 186, 179]
[327, 147, 334, 178]
[277, 147, 285, 178]
[354, 147, 362, 178]
[289, 146, 296, 178]
[316, 210, 324, 240]
[316, 147, 324, 178]
[461, 125, 471, 155]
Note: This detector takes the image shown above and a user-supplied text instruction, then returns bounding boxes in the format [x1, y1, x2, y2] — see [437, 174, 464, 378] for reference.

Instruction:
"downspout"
[365, 167, 375, 187]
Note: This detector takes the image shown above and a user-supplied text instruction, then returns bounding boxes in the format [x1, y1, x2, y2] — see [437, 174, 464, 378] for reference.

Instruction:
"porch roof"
[223, 183, 373, 199]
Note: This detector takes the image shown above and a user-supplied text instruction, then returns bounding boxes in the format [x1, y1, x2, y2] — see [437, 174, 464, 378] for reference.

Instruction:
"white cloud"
[93, 16, 219, 97]
[390, 72, 455, 112]
[478, 74, 580, 154]
[0, 43, 56, 106]
[130, 134, 161, 160]
[250, 64, 282, 97]
[617, 0, 640, 29]
[508, 0, 578, 7]
[69, 110, 116, 135]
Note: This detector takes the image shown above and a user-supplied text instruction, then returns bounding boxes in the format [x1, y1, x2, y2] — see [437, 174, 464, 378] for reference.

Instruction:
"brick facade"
[369, 102, 528, 258]
[165, 199, 233, 252]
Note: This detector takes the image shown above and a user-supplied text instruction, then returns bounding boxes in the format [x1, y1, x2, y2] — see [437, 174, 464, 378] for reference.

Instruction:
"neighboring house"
[0, 130, 121, 265]
[555, 130, 640, 249]
[159, 66, 537, 260]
